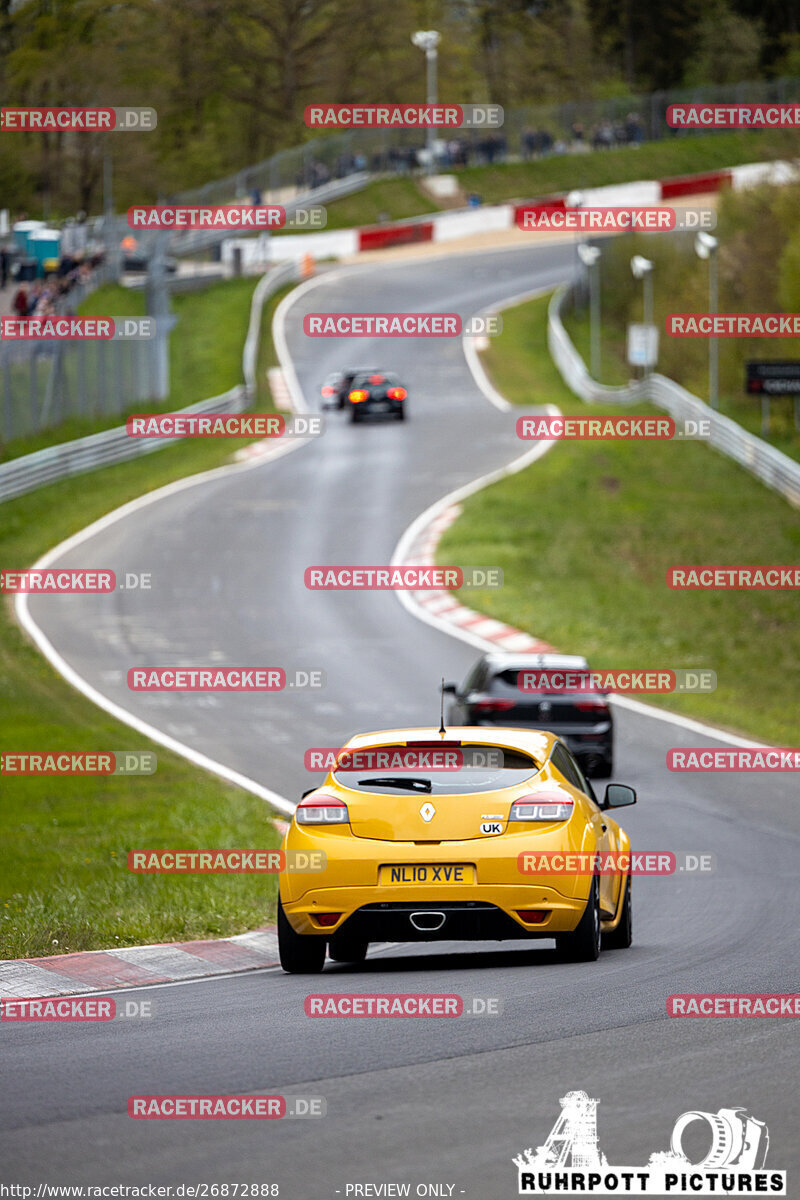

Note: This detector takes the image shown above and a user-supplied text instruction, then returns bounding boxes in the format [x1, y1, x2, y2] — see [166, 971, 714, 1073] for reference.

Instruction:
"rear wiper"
[357, 776, 432, 793]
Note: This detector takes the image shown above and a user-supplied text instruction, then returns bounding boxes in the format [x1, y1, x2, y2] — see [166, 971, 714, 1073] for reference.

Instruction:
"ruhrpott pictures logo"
[513, 1091, 784, 1195]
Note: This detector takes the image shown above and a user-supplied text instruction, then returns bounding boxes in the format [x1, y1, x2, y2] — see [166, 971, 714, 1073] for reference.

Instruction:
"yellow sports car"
[278, 727, 636, 973]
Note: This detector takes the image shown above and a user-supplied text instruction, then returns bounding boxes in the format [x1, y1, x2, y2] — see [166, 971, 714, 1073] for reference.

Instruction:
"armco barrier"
[0, 260, 300, 505]
[547, 285, 800, 510]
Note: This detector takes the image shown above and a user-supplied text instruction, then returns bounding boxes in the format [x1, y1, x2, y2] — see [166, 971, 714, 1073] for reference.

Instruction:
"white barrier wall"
[432, 204, 515, 242]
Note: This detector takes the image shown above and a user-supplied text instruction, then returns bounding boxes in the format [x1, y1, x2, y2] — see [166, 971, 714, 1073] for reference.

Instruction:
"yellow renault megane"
[278, 727, 636, 973]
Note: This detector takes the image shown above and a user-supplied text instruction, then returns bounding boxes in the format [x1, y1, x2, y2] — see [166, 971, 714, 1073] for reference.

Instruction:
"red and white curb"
[402, 503, 555, 654]
[267, 366, 292, 410]
[0, 927, 279, 999]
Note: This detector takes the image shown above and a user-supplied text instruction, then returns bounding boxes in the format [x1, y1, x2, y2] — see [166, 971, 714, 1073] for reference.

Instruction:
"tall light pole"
[578, 243, 601, 378]
[412, 30, 440, 175]
[695, 232, 719, 410]
[631, 255, 655, 378]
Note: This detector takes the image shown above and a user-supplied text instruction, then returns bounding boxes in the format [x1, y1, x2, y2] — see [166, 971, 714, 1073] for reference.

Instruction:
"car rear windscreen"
[332, 743, 540, 794]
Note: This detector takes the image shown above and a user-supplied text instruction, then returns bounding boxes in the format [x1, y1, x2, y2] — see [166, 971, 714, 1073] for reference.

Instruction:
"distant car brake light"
[295, 797, 349, 825]
[508, 796, 574, 822]
[474, 699, 515, 713]
[386, 387, 407, 401]
[575, 699, 609, 713]
[368, 374, 386, 384]
[349, 390, 368, 403]
[321, 385, 336, 397]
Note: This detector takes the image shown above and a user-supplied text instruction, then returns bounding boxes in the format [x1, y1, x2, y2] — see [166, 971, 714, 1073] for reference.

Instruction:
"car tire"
[277, 899, 326, 974]
[555, 876, 601, 962]
[396, 407, 406, 421]
[603, 875, 632, 949]
[350, 409, 361, 424]
[328, 936, 369, 964]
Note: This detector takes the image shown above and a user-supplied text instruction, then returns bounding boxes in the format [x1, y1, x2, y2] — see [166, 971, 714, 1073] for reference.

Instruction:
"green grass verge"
[320, 132, 770, 223]
[436, 292, 800, 746]
[0, 274, 299, 959]
[303, 177, 440, 231]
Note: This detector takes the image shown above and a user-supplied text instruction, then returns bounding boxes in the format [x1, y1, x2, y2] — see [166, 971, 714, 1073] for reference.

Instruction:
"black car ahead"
[444, 652, 614, 778]
[346, 371, 408, 422]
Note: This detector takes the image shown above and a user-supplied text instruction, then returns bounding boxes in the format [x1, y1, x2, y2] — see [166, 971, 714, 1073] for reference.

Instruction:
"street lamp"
[577, 243, 601, 378]
[695, 232, 719, 410]
[412, 30, 441, 175]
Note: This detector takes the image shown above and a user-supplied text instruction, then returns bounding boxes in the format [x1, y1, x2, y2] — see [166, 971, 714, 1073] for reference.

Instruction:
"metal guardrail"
[0, 260, 301, 505]
[548, 285, 800, 510]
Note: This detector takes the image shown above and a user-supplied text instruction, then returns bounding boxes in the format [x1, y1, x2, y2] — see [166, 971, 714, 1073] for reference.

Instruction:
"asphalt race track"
[4, 242, 800, 1193]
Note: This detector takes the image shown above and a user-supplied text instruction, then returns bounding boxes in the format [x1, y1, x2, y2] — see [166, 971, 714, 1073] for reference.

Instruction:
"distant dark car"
[444, 652, 614, 778]
[346, 371, 408, 423]
[320, 368, 370, 411]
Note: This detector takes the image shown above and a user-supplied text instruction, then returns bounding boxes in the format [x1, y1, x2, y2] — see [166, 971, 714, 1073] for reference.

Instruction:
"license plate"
[372, 400, 389, 411]
[381, 864, 475, 885]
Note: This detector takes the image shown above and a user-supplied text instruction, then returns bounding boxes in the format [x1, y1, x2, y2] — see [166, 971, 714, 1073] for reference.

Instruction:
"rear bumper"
[281, 881, 588, 939]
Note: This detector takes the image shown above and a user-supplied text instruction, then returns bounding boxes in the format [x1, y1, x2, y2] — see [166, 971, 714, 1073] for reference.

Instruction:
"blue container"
[12, 220, 46, 255]
[29, 230, 61, 274]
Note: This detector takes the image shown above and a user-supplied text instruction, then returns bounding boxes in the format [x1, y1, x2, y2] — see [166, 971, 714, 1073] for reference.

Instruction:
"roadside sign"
[745, 361, 800, 395]
[627, 323, 658, 368]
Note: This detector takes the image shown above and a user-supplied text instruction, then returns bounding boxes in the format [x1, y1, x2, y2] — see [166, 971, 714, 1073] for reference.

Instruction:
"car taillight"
[321, 385, 335, 397]
[508, 795, 574, 822]
[349, 390, 368, 403]
[474, 699, 515, 713]
[295, 797, 349, 825]
[386, 387, 406, 401]
[575, 699, 609, 714]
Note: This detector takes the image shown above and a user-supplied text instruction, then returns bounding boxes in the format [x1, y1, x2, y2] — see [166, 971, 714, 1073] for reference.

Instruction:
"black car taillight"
[474, 699, 515, 714]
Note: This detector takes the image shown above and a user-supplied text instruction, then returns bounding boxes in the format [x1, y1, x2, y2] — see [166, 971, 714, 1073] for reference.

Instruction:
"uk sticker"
[480, 820, 504, 835]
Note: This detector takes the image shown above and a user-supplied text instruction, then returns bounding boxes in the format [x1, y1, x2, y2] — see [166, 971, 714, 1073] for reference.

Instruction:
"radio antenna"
[439, 677, 447, 735]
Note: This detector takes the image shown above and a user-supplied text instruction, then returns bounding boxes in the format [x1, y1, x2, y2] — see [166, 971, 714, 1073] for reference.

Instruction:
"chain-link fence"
[0, 336, 163, 445]
[171, 76, 800, 208]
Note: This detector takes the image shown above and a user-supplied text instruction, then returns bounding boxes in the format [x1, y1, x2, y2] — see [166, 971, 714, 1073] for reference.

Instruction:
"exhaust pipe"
[409, 911, 446, 931]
